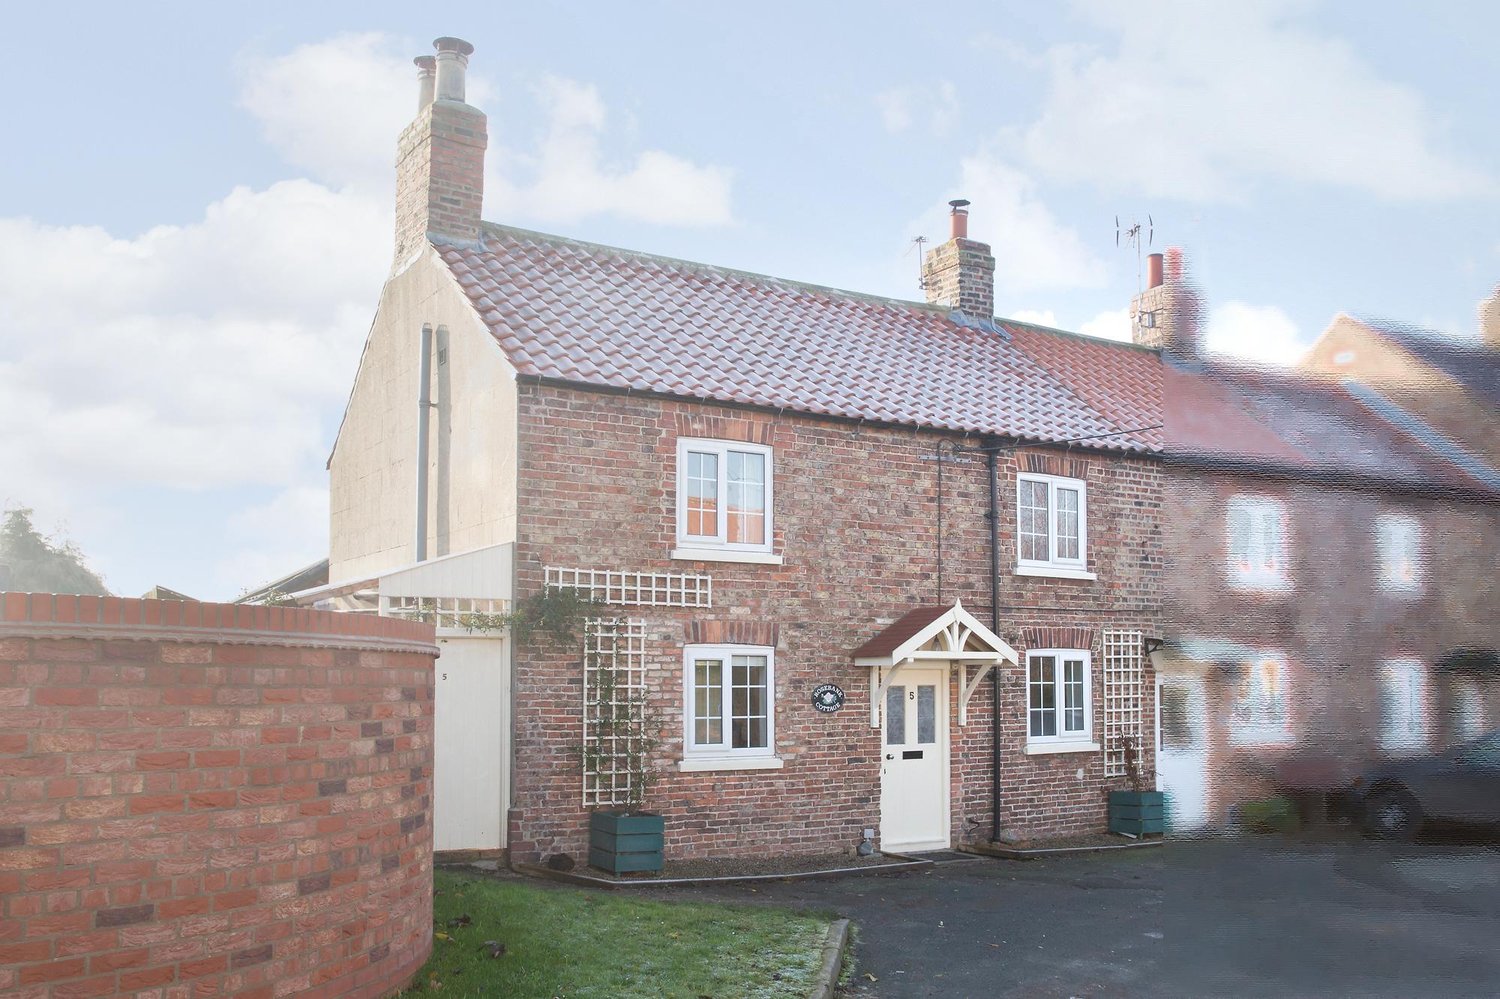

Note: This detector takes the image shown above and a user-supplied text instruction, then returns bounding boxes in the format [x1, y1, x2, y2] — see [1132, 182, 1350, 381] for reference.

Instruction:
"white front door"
[433, 636, 509, 852]
[880, 668, 950, 852]
[1157, 676, 1209, 833]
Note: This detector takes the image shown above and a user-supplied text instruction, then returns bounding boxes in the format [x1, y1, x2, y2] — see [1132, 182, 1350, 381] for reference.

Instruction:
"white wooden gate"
[433, 634, 510, 852]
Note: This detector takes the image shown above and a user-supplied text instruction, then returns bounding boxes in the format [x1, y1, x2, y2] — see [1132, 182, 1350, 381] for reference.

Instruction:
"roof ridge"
[1000, 317, 1161, 355]
[1340, 380, 1500, 492]
[466, 222, 950, 316]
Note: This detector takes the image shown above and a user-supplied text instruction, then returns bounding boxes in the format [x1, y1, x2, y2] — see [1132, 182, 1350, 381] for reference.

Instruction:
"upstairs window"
[1016, 473, 1088, 575]
[1376, 514, 1424, 593]
[1227, 497, 1288, 590]
[676, 439, 773, 555]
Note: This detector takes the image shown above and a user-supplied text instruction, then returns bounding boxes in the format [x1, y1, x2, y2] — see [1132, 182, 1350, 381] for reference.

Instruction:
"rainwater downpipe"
[414, 324, 433, 562]
[986, 438, 1003, 843]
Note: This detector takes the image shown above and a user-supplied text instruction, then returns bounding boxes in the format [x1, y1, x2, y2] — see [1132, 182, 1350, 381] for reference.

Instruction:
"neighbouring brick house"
[1135, 252, 1500, 829]
[317, 38, 1166, 863]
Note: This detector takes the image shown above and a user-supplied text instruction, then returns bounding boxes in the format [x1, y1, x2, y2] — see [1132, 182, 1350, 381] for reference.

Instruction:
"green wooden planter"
[1108, 790, 1166, 837]
[588, 810, 665, 874]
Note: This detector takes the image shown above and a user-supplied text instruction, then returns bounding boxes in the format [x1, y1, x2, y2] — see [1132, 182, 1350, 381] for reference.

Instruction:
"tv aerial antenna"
[1116, 215, 1153, 294]
[908, 235, 929, 291]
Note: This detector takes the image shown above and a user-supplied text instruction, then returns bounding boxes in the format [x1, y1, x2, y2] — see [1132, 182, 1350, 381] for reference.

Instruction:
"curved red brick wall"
[0, 593, 437, 999]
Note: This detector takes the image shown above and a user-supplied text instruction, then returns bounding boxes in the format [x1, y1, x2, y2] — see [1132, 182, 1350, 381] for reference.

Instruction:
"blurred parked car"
[1344, 729, 1500, 840]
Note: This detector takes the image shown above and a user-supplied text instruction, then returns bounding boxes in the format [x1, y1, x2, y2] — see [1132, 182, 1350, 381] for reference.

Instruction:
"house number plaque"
[812, 683, 845, 713]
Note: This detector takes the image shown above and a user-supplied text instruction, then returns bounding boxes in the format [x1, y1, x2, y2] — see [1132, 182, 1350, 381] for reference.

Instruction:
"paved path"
[662, 838, 1500, 998]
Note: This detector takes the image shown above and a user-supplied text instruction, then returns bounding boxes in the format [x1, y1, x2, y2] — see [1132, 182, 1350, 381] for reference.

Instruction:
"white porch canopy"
[852, 601, 1019, 728]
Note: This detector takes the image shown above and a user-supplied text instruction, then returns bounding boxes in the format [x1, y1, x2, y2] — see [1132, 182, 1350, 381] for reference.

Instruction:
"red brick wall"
[1161, 470, 1500, 823]
[507, 384, 1161, 862]
[0, 594, 437, 999]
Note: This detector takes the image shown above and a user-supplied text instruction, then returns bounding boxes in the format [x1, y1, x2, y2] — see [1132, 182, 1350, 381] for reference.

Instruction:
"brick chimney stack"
[394, 37, 487, 269]
[922, 199, 996, 317]
[1130, 247, 1203, 360]
[1480, 285, 1500, 351]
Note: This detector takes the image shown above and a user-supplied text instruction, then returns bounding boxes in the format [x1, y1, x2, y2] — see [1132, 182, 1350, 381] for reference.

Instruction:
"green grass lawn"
[399, 869, 833, 999]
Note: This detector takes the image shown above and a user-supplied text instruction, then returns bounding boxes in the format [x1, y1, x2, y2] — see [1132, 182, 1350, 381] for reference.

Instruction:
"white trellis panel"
[582, 617, 649, 807]
[382, 595, 508, 635]
[546, 566, 711, 608]
[1103, 629, 1146, 778]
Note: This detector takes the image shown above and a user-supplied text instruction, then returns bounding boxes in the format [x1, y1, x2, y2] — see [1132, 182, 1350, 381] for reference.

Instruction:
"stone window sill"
[1014, 565, 1097, 581]
[678, 756, 785, 773]
[671, 548, 784, 566]
[1023, 741, 1101, 756]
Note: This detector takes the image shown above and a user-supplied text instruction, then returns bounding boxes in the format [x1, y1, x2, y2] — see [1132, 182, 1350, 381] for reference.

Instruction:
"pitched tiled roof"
[435, 224, 1160, 451]
[850, 606, 954, 660]
[1355, 317, 1500, 405]
[1005, 322, 1164, 449]
[1164, 361, 1497, 494]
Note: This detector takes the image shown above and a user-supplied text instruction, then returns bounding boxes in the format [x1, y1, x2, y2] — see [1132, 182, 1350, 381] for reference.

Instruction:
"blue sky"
[2, 1, 1496, 599]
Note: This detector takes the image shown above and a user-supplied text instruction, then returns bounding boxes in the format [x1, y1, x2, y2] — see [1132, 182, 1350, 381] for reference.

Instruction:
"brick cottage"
[1132, 252, 1500, 829]
[312, 38, 1166, 864]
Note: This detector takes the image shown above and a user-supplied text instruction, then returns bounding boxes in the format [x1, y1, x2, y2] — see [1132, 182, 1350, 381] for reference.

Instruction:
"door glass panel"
[917, 685, 936, 744]
[1161, 685, 1194, 750]
[886, 684, 906, 745]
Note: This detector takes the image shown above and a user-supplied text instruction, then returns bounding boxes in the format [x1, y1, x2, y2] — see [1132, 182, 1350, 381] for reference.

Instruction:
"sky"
[1, 1, 1496, 600]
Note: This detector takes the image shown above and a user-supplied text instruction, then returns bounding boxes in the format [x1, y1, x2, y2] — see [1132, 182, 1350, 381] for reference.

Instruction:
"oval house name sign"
[811, 683, 846, 713]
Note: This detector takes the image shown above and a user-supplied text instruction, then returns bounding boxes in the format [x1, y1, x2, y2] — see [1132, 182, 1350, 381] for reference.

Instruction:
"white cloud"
[1078, 308, 1132, 342]
[1205, 301, 1305, 364]
[1015, 0, 1492, 201]
[919, 153, 1106, 294]
[1008, 309, 1058, 327]
[239, 33, 413, 193]
[240, 36, 733, 228]
[0, 174, 385, 599]
[876, 82, 959, 136]
[487, 76, 734, 227]
[211, 485, 330, 597]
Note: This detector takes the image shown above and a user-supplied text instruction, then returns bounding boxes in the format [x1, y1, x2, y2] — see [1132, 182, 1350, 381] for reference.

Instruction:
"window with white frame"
[1376, 514, 1424, 592]
[1016, 474, 1088, 573]
[1380, 659, 1428, 753]
[1026, 649, 1092, 746]
[1231, 657, 1290, 742]
[683, 645, 776, 764]
[1226, 497, 1289, 589]
[676, 439, 773, 554]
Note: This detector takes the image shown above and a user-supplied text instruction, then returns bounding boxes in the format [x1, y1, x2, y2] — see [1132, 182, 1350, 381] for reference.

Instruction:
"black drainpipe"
[986, 439, 1003, 843]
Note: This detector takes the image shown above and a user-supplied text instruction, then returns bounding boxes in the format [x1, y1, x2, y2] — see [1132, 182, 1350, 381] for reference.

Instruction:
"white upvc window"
[674, 439, 776, 561]
[1231, 657, 1291, 744]
[1226, 496, 1289, 590]
[1376, 514, 1425, 593]
[1025, 649, 1094, 751]
[681, 645, 779, 770]
[1380, 659, 1428, 754]
[1016, 473, 1089, 577]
